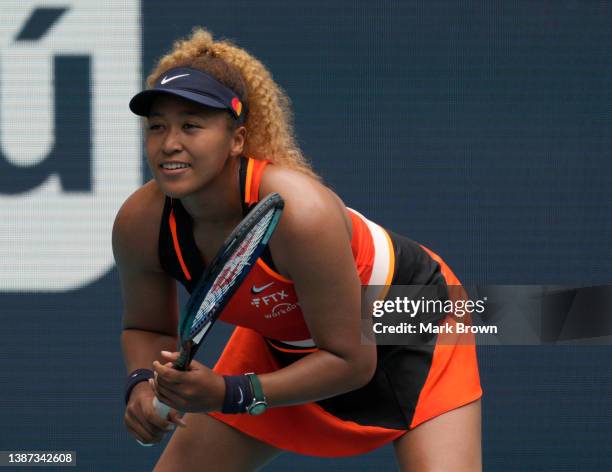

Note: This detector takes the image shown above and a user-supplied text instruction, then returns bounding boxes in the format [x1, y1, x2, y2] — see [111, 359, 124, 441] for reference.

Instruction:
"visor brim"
[129, 88, 228, 117]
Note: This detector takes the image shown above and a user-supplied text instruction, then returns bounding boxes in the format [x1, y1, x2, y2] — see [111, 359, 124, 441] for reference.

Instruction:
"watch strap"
[245, 373, 264, 401]
[245, 373, 267, 415]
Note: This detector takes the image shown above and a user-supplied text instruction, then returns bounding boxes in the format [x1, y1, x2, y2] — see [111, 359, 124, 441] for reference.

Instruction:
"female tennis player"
[115, 28, 482, 471]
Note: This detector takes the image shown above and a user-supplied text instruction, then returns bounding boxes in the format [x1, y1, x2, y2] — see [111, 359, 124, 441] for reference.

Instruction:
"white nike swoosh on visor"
[160, 73, 190, 85]
[237, 387, 244, 404]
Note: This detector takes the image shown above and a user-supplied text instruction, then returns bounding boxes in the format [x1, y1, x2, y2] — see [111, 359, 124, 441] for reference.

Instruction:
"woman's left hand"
[150, 350, 225, 413]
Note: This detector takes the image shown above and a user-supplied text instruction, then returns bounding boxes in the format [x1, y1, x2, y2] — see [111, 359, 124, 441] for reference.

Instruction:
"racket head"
[174, 192, 284, 369]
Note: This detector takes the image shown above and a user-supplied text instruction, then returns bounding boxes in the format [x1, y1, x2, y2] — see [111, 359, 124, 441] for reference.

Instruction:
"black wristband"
[221, 375, 254, 414]
[124, 368, 154, 405]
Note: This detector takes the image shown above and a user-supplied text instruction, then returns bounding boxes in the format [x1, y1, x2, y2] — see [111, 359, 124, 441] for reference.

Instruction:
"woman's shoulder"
[112, 179, 167, 272]
[260, 163, 352, 238]
[261, 164, 339, 208]
[117, 178, 166, 216]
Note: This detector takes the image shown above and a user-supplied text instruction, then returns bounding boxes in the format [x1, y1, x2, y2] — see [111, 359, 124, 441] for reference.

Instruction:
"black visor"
[129, 67, 246, 123]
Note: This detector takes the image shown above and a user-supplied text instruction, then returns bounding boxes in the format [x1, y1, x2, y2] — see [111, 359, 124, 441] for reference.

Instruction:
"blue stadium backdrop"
[0, 1, 610, 470]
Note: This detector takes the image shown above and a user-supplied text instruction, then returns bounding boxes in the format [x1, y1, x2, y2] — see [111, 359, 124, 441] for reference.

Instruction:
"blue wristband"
[221, 375, 254, 414]
[124, 368, 154, 405]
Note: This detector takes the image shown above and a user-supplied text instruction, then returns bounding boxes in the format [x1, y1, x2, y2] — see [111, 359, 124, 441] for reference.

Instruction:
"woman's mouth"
[159, 162, 191, 175]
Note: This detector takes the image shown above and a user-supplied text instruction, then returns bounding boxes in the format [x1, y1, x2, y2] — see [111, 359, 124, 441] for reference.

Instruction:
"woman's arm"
[112, 183, 179, 371]
[258, 169, 377, 407]
[113, 183, 187, 441]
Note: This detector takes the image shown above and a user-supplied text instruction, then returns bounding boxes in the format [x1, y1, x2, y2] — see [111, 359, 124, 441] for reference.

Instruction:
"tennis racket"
[144, 192, 284, 440]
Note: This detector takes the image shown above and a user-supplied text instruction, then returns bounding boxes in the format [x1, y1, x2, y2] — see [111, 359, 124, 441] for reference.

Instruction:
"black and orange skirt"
[208, 232, 482, 457]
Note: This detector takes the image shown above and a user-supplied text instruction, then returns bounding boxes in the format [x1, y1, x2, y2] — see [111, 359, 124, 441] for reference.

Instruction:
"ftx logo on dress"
[251, 290, 289, 308]
[0, 1, 141, 291]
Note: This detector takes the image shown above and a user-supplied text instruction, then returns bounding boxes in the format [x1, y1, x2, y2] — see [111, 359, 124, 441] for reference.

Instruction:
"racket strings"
[190, 210, 274, 336]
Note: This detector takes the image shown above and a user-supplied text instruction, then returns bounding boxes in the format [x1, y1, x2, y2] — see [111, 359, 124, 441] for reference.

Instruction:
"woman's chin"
[155, 179, 197, 199]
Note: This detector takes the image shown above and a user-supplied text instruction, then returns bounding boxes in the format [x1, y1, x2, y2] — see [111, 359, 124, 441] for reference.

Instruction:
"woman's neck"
[179, 156, 244, 229]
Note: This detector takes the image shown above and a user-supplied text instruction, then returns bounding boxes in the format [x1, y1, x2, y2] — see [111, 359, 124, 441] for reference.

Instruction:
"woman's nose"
[162, 128, 183, 155]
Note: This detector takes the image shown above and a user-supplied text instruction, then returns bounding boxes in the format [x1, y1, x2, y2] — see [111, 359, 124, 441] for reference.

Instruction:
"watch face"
[249, 403, 267, 416]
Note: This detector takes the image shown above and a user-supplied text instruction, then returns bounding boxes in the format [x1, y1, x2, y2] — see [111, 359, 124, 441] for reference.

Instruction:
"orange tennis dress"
[157, 156, 482, 457]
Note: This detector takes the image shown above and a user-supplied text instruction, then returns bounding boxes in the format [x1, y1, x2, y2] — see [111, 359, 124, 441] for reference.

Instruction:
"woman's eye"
[147, 123, 162, 131]
[183, 123, 200, 129]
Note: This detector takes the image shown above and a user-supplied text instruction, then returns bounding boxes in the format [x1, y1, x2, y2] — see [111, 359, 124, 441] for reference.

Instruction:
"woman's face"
[145, 94, 243, 198]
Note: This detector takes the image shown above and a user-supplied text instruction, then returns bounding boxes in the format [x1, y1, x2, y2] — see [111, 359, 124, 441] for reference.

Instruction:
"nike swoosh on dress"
[251, 282, 274, 294]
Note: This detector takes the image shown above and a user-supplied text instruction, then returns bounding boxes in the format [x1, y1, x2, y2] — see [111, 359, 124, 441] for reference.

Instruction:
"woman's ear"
[230, 125, 247, 157]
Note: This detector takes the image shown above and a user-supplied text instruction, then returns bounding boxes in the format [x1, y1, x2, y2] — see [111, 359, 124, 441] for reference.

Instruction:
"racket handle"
[153, 396, 172, 419]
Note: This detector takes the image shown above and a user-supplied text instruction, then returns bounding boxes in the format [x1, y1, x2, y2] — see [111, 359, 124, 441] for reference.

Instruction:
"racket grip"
[153, 396, 172, 419]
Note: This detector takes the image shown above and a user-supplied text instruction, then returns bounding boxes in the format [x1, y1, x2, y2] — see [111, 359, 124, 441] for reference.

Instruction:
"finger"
[167, 410, 188, 428]
[128, 390, 173, 436]
[186, 359, 207, 370]
[154, 375, 193, 408]
[132, 423, 160, 445]
[149, 377, 158, 393]
[143, 379, 179, 424]
[144, 398, 180, 431]
[149, 378, 175, 412]
[160, 350, 180, 361]
[134, 426, 163, 445]
[153, 370, 181, 392]
[155, 389, 183, 413]
[152, 360, 182, 384]
[151, 379, 183, 411]
[150, 378, 181, 408]
[130, 424, 151, 445]
[130, 402, 166, 436]
[126, 410, 164, 444]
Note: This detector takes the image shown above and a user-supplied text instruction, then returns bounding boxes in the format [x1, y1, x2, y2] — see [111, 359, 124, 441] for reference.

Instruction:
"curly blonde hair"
[146, 27, 318, 179]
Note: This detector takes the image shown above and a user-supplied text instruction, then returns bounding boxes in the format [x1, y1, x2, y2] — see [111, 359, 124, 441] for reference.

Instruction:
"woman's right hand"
[124, 381, 187, 445]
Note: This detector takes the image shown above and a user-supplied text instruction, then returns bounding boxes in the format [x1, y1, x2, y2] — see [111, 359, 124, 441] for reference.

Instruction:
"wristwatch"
[245, 373, 268, 415]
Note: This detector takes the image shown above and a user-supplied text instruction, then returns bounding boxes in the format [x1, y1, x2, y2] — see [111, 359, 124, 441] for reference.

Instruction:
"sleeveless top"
[158, 156, 395, 351]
